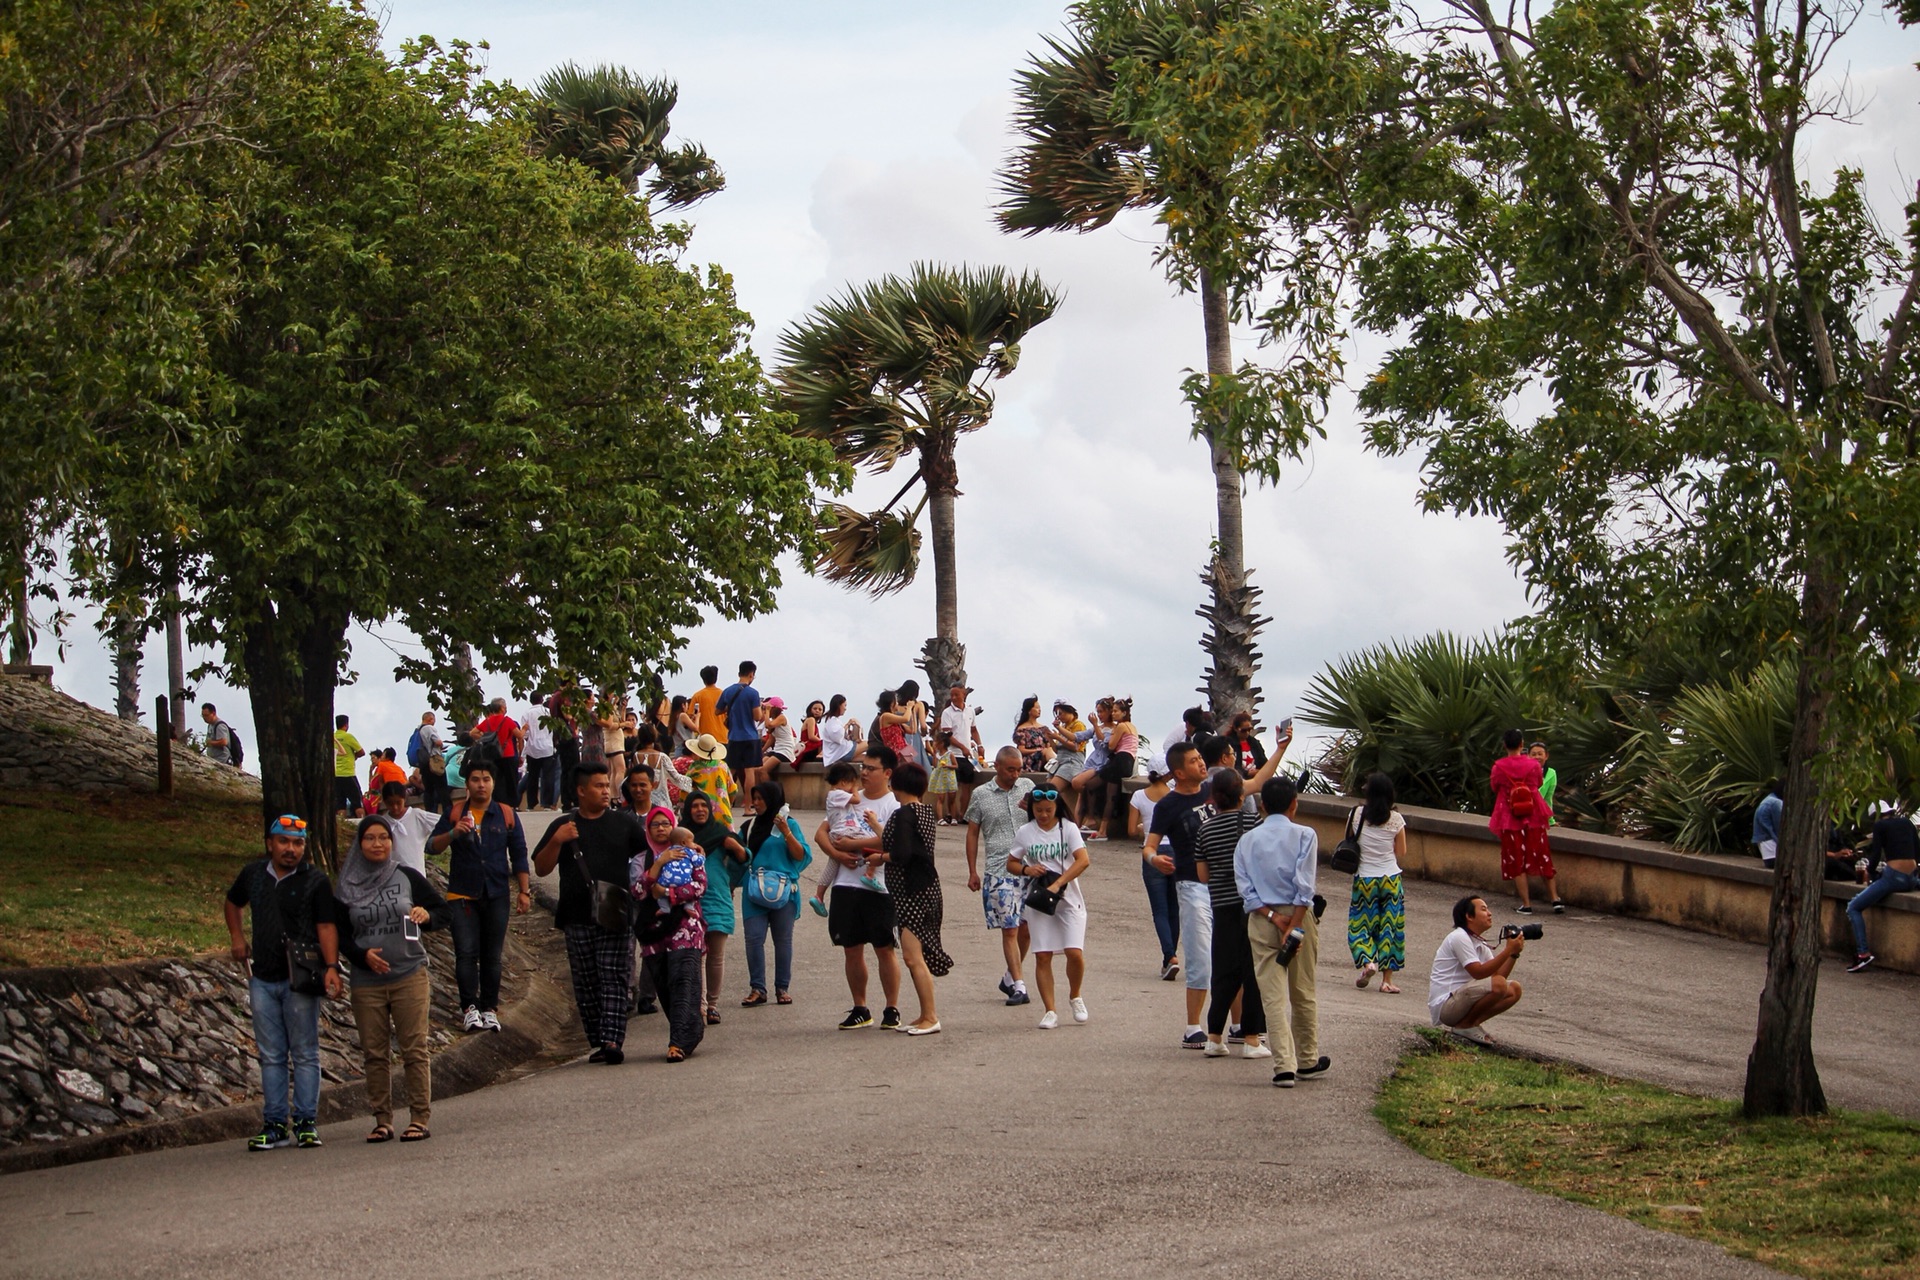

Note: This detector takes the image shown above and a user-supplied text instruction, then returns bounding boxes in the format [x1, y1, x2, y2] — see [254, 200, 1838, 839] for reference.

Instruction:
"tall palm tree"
[528, 63, 724, 208]
[777, 264, 1061, 693]
[997, 2, 1268, 721]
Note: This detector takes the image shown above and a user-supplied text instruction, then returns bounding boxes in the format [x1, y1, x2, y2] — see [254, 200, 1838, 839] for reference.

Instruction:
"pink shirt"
[1489, 754, 1550, 833]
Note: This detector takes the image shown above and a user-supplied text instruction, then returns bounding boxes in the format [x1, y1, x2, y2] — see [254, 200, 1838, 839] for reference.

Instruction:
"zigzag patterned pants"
[1347, 874, 1406, 972]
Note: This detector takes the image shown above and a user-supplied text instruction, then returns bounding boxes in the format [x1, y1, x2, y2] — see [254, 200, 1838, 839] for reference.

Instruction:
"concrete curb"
[0, 949, 581, 1178]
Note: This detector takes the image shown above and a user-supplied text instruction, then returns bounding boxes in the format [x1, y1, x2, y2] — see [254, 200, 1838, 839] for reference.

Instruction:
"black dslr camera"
[1499, 923, 1543, 941]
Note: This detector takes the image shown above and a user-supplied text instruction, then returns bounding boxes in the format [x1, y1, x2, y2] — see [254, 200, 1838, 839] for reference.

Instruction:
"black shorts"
[726, 740, 764, 776]
[954, 757, 979, 785]
[828, 887, 897, 950]
[334, 777, 363, 809]
[1097, 752, 1135, 784]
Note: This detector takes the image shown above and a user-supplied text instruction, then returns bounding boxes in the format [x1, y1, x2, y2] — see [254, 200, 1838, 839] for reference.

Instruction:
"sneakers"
[480, 1011, 502, 1032]
[838, 1006, 873, 1030]
[1847, 953, 1876, 973]
[880, 1006, 902, 1030]
[1451, 1024, 1494, 1045]
[1242, 1042, 1273, 1060]
[1037, 1010, 1059, 1030]
[461, 1006, 483, 1032]
[1005, 985, 1030, 1007]
[293, 1122, 322, 1149]
[587, 1046, 609, 1063]
[247, 1122, 292, 1152]
[808, 897, 829, 918]
[998, 974, 1015, 997]
[1160, 960, 1180, 982]
[1070, 997, 1089, 1024]
[599, 1047, 624, 1065]
[1296, 1055, 1331, 1079]
[1181, 1030, 1208, 1050]
[1514, 904, 1533, 915]
[1272, 1071, 1297, 1088]
[1551, 900, 1567, 914]
[1203, 1040, 1230, 1057]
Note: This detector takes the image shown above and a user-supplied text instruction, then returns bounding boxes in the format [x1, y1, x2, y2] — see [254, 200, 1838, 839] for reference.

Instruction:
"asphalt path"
[4, 809, 1914, 1278]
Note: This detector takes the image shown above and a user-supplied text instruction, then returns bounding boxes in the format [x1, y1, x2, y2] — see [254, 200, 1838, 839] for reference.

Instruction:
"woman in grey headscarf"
[336, 813, 450, 1142]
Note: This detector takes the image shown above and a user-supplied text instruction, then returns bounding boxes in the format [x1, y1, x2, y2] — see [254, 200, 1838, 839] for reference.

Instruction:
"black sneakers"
[1847, 953, 1876, 973]
[1297, 1055, 1332, 1079]
[587, 1046, 609, 1063]
[247, 1122, 291, 1151]
[838, 1006, 874, 1029]
[880, 1006, 902, 1030]
[1272, 1071, 1297, 1088]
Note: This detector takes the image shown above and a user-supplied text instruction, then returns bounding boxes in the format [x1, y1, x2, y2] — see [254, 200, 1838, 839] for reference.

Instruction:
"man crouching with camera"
[1428, 895, 1535, 1044]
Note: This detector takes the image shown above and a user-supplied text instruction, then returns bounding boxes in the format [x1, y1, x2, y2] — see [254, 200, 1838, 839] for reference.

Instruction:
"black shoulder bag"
[282, 869, 329, 997]
[1330, 805, 1364, 876]
[571, 823, 634, 932]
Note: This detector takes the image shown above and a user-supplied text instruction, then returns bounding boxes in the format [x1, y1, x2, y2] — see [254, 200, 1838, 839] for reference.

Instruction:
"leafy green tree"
[1201, 0, 1920, 1113]
[528, 62, 724, 208]
[75, 14, 835, 866]
[776, 264, 1060, 693]
[997, 0, 1378, 719]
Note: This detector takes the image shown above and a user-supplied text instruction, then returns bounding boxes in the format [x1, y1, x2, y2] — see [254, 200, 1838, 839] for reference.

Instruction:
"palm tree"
[777, 263, 1061, 693]
[997, 2, 1266, 721]
[528, 63, 724, 208]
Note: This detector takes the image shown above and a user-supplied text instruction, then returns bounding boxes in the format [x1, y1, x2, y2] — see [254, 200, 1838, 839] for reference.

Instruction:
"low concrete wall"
[1294, 795, 1920, 974]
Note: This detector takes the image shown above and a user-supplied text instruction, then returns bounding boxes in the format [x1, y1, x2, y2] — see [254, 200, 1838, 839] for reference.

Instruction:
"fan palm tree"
[777, 263, 1061, 693]
[997, 1, 1265, 720]
[527, 62, 724, 208]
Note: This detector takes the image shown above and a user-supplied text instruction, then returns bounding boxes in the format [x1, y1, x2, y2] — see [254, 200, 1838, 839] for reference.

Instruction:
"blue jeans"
[249, 978, 320, 1125]
[744, 902, 798, 995]
[448, 894, 511, 1011]
[1847, 864, 1917, 954]
[1141, 857, 1180, 964]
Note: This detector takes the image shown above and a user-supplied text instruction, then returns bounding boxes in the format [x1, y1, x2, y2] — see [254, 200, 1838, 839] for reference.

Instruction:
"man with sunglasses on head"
[965, 746, 1035, 1006]
[819, 745, 903, 1030]
[224, 814, 341, 1151]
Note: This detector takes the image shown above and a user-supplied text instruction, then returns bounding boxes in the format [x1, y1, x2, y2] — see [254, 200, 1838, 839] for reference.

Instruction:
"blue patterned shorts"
[982, 873, 1025, 931]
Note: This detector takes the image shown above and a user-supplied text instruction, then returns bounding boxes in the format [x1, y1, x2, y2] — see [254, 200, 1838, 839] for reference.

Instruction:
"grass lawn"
[0, 791, 289, 967]
[1377, 1031, 1920, 1280]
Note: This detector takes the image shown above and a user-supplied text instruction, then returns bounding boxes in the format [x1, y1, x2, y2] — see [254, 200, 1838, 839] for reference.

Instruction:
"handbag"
[573, 846, 635, 932]
[746, 865, 795, 911]
[1330, 805, 1364, 875]
[282, 869, 329, 995]
[1023, 875, 1062, 916]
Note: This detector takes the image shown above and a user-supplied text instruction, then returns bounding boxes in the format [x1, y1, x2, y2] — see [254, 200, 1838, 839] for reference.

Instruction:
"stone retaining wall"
[0, 673, 258, 801]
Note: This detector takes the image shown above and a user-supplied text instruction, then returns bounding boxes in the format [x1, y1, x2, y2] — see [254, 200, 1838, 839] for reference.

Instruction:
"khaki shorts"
[1437, 982, 1493, 1026]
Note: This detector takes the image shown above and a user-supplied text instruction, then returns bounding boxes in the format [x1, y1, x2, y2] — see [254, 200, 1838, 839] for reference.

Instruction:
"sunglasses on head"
[1030, 788, 1060, 801]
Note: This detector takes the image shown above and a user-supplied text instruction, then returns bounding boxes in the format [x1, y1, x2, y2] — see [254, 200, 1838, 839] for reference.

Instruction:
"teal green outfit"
[1540, 766, 1558, 826]
[742, 816, 813, 918]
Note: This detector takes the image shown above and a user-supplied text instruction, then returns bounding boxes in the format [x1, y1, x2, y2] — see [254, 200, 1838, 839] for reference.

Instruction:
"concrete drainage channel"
[0, 891, 588, 1177]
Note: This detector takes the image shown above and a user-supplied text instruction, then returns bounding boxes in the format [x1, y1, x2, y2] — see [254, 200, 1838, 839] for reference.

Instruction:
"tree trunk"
[244, 600, 346, 874]
[915, 446, 968, 694]
[451, 641, 483, 727]
[3, 515, 28, 665]
[166, 606, 187, 741]
[1197, 268, 1262, 721]
[1742, 565, 1836, 1117]
[112, 607, 142, 721]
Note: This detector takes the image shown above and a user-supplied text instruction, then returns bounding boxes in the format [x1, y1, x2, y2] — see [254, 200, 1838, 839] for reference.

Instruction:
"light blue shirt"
[1235, 813, 1318, 912]
[1752, 794, 1783, 845]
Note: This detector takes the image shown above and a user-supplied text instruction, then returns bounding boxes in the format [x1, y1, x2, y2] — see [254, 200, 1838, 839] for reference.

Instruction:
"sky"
[36, 1, 1920, 772]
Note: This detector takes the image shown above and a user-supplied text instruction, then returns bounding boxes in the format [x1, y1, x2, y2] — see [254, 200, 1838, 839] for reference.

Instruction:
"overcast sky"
[40, 1, 1920, 771]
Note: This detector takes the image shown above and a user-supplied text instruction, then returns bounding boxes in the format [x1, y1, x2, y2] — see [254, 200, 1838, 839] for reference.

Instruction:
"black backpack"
[215, 720, 244, 768]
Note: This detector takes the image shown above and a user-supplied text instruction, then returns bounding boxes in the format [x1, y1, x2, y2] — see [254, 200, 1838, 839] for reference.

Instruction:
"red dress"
[1489, 754, 1554, 879]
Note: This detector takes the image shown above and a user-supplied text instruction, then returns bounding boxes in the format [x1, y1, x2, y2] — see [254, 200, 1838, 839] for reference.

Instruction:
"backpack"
[467, 730, 502, 780]
[218, 721, 244, 768]
[1508, 782, 1537, 819]
[407, 726, 427, 768]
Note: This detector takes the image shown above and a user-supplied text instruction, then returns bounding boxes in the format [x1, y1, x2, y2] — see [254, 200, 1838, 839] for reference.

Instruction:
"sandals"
[1356, 963, 1378, 989]
[775, 991, 793, 1005]
[1379, 980, 1402, 994]
[666, 1045, 688, 1063]
[704, 1006, 722, 1025]
[741, 990, 769, 1008]
[366, 1124, 394, 1143]
[400, 1123, 430, 1142]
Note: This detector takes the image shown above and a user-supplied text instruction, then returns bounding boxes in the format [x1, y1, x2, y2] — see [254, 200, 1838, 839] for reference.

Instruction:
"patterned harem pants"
[1347, 873, 1405, 972]
[564, 923, 634, 1050]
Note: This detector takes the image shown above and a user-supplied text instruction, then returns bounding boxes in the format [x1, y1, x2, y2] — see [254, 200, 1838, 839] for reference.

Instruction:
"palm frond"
[996, 28, 1154, 235]
[527, 62, 723, 206]
[808, 503, 921, 596]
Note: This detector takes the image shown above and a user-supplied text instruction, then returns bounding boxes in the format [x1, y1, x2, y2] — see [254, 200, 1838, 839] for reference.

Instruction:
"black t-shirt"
[225, 859, 335, 983]
[539, 808, 647, 930]
[1870, 815, 1918, 864]
[1150, 788, 1210, 882]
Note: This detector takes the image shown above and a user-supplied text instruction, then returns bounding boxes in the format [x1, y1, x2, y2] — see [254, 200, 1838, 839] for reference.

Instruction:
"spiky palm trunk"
[917, 441, 968, 693]
[1197, 268, 1264, 720]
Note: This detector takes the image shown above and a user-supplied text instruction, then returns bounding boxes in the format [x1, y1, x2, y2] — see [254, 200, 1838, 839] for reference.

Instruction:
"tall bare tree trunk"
[917, 446, 968, 694]
[112, 608, 143, 721]
[1743, 564, 1836, 1116]
[1196, 268, 1264, 721]
[166, 604, 187, 741]
[245, 599, 348, 873]
[451, 641, 483, 727]
[3, 514, 28, 666]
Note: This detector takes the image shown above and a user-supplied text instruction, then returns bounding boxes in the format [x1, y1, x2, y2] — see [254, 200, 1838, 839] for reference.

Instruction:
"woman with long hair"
[1349, 771, 1409, 993]
[1013, 696, 1051, 773]
[797, 700, 826, 766]
[1069, 697, 1116, 836]
[873, 688, 912, 759]
[897, 679, 931, 769]
[878, 762, 949, 1034]
[820, 694, 860, 768]
[1008, 784, 1092, 1029]
[670, 694, 696, 759]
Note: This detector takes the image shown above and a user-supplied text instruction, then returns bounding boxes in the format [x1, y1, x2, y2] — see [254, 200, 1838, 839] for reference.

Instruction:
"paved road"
[5, 814, 1914, 1278]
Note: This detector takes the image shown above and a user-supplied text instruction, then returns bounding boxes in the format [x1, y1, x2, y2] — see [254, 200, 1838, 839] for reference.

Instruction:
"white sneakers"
[1203, 1040, 1230, 1057]
[461, 1006, 483, 1033]
[1241, 1042, 1273, 1059]
[1070, 997, 1089, 1024]
[480, 1011, 502, 1032]
[1037, 1010, 1059, 1030]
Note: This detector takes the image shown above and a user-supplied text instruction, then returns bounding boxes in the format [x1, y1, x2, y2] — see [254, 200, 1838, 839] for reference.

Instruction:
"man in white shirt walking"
[938, 685, 984, 806]
[520, 707, 558, 810]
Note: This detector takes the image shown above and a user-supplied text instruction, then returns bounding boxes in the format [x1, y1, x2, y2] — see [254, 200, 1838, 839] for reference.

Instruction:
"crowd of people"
[221, 667, 1918, 1150]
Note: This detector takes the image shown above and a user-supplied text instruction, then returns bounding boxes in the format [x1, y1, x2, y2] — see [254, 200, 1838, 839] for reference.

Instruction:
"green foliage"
[776, 263, 1058, 597]
[527, 61, 724, 208]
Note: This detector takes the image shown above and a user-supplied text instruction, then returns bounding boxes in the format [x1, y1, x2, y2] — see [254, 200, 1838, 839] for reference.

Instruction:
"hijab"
[336, 814, 401, 908]
[644, 805, 678, 858]
[680, 794, 732, 855]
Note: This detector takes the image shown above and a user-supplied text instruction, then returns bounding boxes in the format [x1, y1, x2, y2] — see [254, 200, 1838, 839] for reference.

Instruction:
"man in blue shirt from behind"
[1234, 775, 1330, 1089]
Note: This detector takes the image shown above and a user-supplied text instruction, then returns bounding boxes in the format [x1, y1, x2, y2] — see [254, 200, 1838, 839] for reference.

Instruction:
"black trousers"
[421, 769, 450, 813]
[448, 894, 510, 1011]
[642, 948, 705, 1055]
[1207, 902, 1266, 1037]
[557, 735, 582, 810]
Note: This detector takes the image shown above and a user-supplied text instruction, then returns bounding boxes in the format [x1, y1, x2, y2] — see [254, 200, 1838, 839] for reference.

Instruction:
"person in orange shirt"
[689, 664, 729, 744]
[371, 750, 409, 793]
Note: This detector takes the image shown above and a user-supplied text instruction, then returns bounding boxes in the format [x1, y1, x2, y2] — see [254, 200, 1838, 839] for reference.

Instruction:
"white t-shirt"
[1130, 788, 1161, 846]
[937, 703, 978, 758]
[1009, 819, 1088, 910]
[385, 806, 441, 876]
[1357, 810, 1405, 878]
[820, 715, 856, 767]
[830, 789, 900, 893]
[1428, 927, 1494, 1023]
[521, 719, 556, 759]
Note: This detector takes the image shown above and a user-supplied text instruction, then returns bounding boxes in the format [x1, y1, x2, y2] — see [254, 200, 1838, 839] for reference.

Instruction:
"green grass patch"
[0, 792, 279, 967]
[1377, 1031, 1920, 1280]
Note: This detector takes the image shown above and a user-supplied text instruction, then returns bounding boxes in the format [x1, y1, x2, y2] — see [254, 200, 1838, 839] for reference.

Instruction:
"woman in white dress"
[1008, 785, 1092, 1029]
